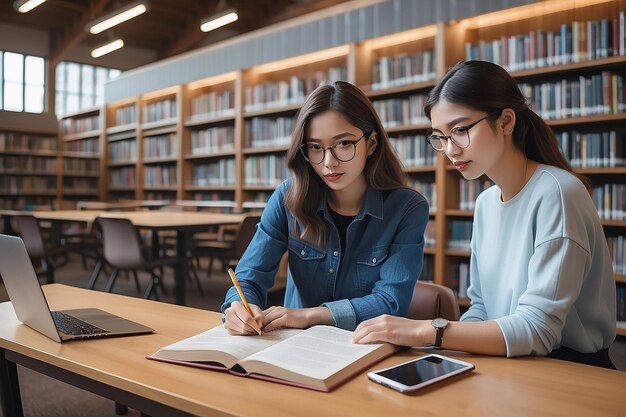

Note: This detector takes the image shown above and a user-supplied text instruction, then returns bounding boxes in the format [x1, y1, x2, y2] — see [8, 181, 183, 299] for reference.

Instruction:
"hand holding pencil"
[226, 268, 263, 335]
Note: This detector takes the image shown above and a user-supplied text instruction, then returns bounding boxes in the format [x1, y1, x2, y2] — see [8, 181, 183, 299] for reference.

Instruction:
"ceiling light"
[200, 9, 238, 33]
[13, 0, 47, 13]
[86, 1, 149, 35]
[91, 39, 125, 58]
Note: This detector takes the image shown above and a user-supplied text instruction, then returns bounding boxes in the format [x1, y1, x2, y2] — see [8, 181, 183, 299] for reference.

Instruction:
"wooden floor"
[0, 254, 624, 417]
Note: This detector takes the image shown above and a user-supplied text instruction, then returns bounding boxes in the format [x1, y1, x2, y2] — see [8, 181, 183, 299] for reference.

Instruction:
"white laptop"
[0, 234, 154, 342]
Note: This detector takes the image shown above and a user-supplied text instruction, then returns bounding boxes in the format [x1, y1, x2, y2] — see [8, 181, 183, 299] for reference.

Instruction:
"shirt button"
[372, 257, 377, 263]
[333, 251, 338, 257]
[329, 268, 334, 273]
[301, 250, 305, 256]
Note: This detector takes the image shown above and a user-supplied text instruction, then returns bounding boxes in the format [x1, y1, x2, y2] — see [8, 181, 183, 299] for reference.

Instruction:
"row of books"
[447, 220, 473, 251]
[62, 178, 99, 194]
[63, 158, 99, 174]
[0, 133, 57, 151]
[617, 283, 626, 322]
[419, 256, 434, 282]
[372, 94, 430, 128]
[192, 159, 236, 186]
[108, 167, 136, 188]
[0, 176, 57, 194]
[144, 192, 175, 201]
[0, 196, 55, 210]
[450, 261, 470, 300]
[243, 154, 289, 186]
[61, 114, 100, 135]
[108, 140, 137, 163]
[144, 134, 177, 159]
[607, 235, 626, 276]
[592, 184, 626, 220]
[371, 49, 436, 90]
[519, 71, 624, 120]
[408, 179, 436, 211]
[63, 138, 99, 154]
[465, 13, 626, 72]
[190, 126, 235, 155]
[389, 134, 437, 168]
[143, 166, 177, 187]
[459, 178, 494, 211]
[246, 117, 294, 148]
[115, 105, 137, 126]
[0, 156, 57, 172]
[244, 67, 347, 112]
[190, 90, 235, 119]
[424, 219, 435, 248]
[556, 131, 625, 168]
[143, 99, 177, 123]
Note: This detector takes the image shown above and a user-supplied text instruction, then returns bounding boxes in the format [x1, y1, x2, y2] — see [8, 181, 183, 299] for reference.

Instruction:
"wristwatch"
[431, 318, 449, 349]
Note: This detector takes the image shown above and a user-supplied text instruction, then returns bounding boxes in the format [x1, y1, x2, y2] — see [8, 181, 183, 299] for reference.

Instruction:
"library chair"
[97, 217, 180, 300]
[407, 281, 460, 321]
[194, 214, 261, 276]
[13, 215, 70, 284]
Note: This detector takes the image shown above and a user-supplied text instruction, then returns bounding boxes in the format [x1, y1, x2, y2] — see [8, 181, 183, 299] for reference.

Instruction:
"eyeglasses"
[300, 132, 370, 165]
[426, 111, 501, 152]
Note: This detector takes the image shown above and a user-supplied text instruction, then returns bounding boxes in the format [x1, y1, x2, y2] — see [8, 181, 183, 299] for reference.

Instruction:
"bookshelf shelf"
[509, 55, 626, 79]
[617, 321, 626, 337]
[61, 152, 100, 159]
[141, 118, 177, 131]
[243, 103, 302, 118]
[458, 298, 471, 308]
[546, 113, 626, 127]
[243, 145, 290, 155]
[445, 249, 471, 257]
[184, 113, 236, 127]
[63, 130, 101, 141]
[108, 160, 137, 167]
[143, 156, 178, 164]
[424, 247, 436, 255]
[184, 150, 236, 160]
[616, 274, 626, 284]
[385, 124, 431, 133]
[362, 80, 437, 98]
[404, 165, 437, 174]
[184, 185, 237, 191]
[446, 210, 474, 217]
[106, 124, 137, 135]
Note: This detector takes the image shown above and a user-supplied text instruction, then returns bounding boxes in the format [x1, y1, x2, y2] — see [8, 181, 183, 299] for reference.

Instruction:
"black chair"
[13, 215, 69, 284]
[97, 217, 180, 300]
[193, 214, 261, 276]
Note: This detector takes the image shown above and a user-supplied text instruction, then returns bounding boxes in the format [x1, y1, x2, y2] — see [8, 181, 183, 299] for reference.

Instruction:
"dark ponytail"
[424, 61, 590, 189]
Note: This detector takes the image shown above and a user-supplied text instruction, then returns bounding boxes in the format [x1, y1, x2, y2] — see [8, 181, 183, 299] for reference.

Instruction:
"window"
[56, 61, 121, 116]
[0, 50, 45, 113]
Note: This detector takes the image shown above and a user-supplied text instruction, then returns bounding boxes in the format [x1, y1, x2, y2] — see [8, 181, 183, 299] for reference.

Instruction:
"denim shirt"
[221, 180, 429, 330]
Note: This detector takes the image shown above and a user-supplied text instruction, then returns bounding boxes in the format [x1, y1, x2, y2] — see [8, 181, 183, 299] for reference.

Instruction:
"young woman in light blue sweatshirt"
[353, 61, 616, 368]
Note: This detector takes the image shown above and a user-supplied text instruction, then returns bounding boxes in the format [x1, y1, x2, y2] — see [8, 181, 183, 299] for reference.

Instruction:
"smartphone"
[368, 354, 475, 393]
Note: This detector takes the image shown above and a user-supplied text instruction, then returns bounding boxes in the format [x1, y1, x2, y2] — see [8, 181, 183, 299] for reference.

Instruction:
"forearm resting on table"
[441, 320, 507, 356]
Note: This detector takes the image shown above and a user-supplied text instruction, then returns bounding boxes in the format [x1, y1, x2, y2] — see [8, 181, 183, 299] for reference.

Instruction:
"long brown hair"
[285, 81, 408, 247]
[424, 60, 590, 189]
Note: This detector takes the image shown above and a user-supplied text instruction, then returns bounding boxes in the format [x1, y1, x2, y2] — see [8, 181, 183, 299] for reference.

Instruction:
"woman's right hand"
[224, 301, 264, 335]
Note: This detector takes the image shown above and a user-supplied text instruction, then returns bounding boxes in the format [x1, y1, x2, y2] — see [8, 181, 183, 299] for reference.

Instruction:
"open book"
[148, 324, 397, 392]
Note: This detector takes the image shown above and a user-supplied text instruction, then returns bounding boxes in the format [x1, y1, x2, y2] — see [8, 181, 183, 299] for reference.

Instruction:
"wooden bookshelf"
[71, 0, 626, 321]
[58, 107, 104, 205]
[0, 129, 59, 210]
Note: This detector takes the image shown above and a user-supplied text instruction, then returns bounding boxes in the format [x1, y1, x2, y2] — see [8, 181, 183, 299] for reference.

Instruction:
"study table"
[0, 285, 625, 417]
[0, 210, 246, 305]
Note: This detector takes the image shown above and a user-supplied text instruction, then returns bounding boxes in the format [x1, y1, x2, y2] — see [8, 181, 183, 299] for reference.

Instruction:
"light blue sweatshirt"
[461, 164, 616, 357]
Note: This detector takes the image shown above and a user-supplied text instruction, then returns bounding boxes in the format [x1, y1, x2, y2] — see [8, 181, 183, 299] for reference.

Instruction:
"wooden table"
[1, 285, 625, 417]
[2, 210, 246, 305]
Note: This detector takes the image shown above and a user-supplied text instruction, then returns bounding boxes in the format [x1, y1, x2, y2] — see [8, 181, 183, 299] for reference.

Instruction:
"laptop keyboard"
[52, 311, 109, 335]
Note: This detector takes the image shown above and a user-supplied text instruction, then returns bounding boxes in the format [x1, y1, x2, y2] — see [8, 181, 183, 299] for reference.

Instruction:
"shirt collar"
[317, 185, 384, 220]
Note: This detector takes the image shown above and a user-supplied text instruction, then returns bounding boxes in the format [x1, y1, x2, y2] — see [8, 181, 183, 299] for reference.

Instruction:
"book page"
[240, 326, 388, 381]
[153, 325, 301, 368]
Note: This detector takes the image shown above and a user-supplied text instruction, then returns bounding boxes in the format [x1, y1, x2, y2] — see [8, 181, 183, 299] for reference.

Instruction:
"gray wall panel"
[105, 0, 543, 102]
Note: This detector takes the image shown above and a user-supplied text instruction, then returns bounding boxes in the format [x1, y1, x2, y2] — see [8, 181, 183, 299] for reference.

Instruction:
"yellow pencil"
[227, 268, 262, 335]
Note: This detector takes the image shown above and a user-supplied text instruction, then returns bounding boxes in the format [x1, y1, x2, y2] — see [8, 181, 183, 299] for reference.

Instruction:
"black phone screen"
[374, 355, 468, 386]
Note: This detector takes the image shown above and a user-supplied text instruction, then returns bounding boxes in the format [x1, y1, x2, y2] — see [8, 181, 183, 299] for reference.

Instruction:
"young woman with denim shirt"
[222, 81, 429, 335]
[352, 61, 616, 368]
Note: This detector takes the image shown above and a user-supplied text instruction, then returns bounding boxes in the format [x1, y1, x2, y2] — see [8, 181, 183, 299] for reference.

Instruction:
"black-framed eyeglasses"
[300, 132, 370, 165]
[426, 110, 501, 152]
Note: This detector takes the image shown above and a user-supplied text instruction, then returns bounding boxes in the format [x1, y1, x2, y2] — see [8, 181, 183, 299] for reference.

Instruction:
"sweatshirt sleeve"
[495, 237, 590, 357]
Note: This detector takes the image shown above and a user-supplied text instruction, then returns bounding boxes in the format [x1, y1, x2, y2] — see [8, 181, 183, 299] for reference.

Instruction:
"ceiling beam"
[49, 0, 110, 67]
[158, 0, 220, 59]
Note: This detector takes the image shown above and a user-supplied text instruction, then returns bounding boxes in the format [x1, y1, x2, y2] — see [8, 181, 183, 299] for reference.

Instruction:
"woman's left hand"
[352, 315, 431, 346]
[261, 306, 333, 332]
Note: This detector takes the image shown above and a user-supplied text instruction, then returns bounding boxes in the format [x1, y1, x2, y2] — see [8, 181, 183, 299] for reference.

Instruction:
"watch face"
[432, 318, 449, 329]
